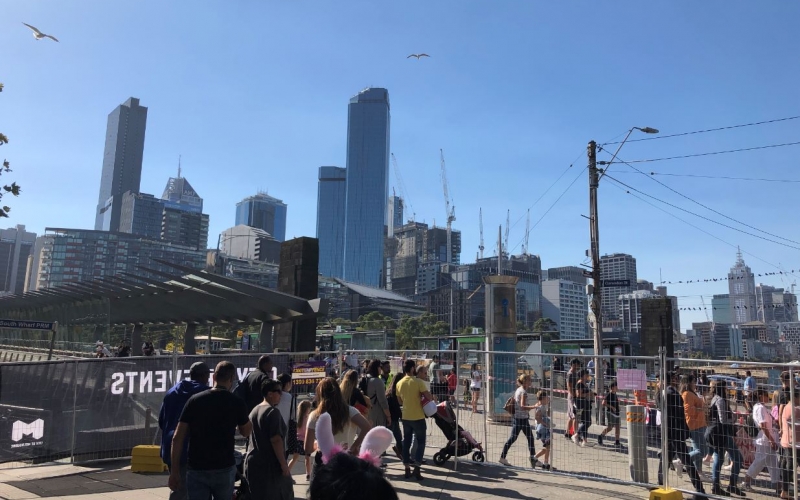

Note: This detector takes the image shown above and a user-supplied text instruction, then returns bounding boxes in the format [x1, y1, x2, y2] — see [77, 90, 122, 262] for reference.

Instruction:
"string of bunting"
[676, 303, 796, 312]
[660, 269, 797, 285]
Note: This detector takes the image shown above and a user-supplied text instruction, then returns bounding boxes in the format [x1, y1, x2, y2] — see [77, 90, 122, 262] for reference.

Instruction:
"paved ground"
[0, 459, 650, 500]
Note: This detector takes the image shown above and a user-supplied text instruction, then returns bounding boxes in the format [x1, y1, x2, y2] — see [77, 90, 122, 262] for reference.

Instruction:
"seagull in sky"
[22, 23, 59, 42]
[407, 53, 430, 59]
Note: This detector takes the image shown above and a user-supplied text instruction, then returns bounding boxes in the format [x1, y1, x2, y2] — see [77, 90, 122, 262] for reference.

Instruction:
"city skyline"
[4, 1, 800, 330]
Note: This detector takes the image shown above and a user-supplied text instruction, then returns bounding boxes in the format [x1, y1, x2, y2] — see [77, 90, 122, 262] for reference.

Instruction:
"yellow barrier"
[649, 488, 683, 500]
[131, 445, 168, 473]
[626, 411, 646, 423]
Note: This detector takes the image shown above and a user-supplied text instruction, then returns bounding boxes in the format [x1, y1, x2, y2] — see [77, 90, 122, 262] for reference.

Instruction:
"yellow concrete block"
[131, 462, 168, 473]
[132, 445, 161, 457]
[131, 445, 167, 473]
[649, 488, 683, 500]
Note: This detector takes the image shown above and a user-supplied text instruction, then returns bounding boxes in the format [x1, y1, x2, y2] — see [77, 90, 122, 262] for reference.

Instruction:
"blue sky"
[2, 1, 799, 330]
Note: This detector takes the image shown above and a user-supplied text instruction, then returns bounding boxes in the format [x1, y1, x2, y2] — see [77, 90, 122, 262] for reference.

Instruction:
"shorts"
[536, 424, 551, 447]
[606, 412, 620, 427]
[567, 396, 575, 419]
[470, 387, 480, 392]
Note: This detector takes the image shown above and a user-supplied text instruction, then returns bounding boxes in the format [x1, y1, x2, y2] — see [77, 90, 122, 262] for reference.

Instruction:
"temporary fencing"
[2, 347, 800, 500]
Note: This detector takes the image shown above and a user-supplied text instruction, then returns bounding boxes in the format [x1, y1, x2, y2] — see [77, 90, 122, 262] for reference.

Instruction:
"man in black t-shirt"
[169, 361, 252, 500]
[234, 355, 273, 413]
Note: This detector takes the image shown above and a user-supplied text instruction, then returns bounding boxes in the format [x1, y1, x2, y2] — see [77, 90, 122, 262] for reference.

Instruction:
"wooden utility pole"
[588, 140, 604, 399]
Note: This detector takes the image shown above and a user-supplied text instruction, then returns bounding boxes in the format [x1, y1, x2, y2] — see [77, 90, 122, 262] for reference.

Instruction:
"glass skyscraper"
[342, 88, 390, 286]
[235, 193, 287, 242]
[94, 97, 148, 232]
[316, 166, 347, 278]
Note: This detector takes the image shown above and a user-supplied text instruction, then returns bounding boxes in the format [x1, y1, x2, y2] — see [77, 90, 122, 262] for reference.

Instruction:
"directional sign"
[582, 270, 592, 278]
[601, 279, 630, 288]
[0, 319, 56, 330]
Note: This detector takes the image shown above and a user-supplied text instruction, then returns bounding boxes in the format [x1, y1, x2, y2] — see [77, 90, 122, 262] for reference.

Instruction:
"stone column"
[184, 323, 197, 355]
[483, 275, 519, 419]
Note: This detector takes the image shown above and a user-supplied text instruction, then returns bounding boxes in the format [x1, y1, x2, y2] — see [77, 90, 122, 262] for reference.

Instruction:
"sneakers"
[614, 441, 622, 448]
[571, 434, 580, 445]
[741, 483, 753, 492]
[597, 434, 604, 446]
[499, 457, 511, 466]
[672, 459, 684, 479]
[541, 463, 552, 471]
[530, 457, 540, 469]
[727, 485, 745, 497]
[711, 485, 731, 497]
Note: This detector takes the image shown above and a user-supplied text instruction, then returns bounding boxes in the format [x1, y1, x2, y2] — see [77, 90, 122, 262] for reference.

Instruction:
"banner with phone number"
[291, 361, 326, 386]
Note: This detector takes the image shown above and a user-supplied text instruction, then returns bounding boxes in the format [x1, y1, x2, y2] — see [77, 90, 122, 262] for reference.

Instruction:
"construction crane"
[522, 209, 531, 255]
[503, 210, 510, 258]
[478, 208, 485, 260]
[700, 296, 711, 323]
[440, 149, 456, 268]
[391, 153, 414, 223]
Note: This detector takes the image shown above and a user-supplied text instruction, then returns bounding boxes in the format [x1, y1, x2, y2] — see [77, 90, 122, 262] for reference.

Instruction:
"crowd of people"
[158, 354, 447, 500]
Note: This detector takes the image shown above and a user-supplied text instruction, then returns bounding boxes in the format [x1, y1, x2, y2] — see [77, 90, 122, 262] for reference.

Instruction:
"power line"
[614, 171, 800, 184]
[603, 178, 800, 280]
[599, 150, 800, 246]
[604, 173, 800, 250]
[601, 115, 800, 145]
[605, 140, 800, 164]
[508, 165, 588, 254]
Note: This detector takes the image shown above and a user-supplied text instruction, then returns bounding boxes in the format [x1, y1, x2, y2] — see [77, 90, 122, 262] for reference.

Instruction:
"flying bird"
[22, 23, 59, 42]
[407, 53, 430, 59]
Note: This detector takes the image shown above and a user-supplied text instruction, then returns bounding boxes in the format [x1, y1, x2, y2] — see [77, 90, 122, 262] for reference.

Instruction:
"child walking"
[288, 400, 313, 480]
[598, 381, 621, 447]
[533, 390, 553, 470]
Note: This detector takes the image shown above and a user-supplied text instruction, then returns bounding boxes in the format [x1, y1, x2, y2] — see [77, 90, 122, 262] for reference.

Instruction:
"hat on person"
[189, 362, 210, 380]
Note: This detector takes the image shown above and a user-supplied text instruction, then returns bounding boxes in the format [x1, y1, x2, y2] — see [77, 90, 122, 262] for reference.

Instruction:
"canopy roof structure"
[0, 261, 327, 326]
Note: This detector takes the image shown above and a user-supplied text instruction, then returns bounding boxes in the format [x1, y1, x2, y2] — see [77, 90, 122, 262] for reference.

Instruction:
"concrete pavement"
[0, 458, 650, 500]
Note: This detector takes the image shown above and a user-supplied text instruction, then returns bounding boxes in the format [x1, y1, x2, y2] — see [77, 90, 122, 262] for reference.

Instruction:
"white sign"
[616, 369, 647, 391]
[11, 419, 44, 448]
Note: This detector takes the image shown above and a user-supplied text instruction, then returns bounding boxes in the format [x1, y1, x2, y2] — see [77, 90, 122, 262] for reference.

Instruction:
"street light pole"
[588, 126, 658, 403]
[588, 141, 603, 400]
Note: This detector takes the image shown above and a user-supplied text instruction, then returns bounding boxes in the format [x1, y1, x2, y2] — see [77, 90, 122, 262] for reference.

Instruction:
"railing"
[1, 348, 798, 500]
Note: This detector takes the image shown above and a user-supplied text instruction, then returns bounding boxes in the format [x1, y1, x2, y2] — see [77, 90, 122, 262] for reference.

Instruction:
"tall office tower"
[342, 88, 391, 287]
[119, 192, 163, 240]
[387, 195, 404, 236]
[728, 249, 757, 324]
[546, 266, 587, 285]
[541, 279, 589, 340]
[712, 294, 733, 324]
[94, 97, 148, 231]
[235, 193, 287, 242]
[316, 166, 347, 278]
[600, 253, 637, 322]
[0, 225, 37, 294]
[161, 174, 209, 250]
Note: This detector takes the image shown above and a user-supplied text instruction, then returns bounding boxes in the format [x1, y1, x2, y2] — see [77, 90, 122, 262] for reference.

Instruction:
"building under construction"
[383, 222, 461, 297]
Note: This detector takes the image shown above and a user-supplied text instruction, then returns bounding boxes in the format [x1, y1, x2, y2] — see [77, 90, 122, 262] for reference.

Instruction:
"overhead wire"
[598, 149, 800, 246]
[606, 140, 800, 164]
[613, 172, 800, 184]
[601, 115, 800, 145]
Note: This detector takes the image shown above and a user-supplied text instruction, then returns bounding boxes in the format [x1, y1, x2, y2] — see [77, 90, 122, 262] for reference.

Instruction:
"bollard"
[626, 404, 648, 484]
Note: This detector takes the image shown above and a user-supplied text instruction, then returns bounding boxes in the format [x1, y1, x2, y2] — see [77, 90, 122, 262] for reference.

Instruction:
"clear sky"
[2, 1, 799, 330]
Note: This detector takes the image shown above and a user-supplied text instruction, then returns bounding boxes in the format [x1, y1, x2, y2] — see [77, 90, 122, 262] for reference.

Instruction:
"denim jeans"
[712, 434, 742, 487]
[186, 465, 236, 500]
[501, 418, 536, 459]
[388, 418, 403, 450]
[687, 427, 707, 471]
[402, 419, 427, 466]
[576, 405, 592, 441]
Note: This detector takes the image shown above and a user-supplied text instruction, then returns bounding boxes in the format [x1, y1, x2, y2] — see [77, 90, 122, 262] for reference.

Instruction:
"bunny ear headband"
[316, 412, 393, 468]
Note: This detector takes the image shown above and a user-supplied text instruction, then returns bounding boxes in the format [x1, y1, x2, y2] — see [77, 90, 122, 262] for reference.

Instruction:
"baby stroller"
[233, 450, 250, 500]
[431, 401, 484, 465]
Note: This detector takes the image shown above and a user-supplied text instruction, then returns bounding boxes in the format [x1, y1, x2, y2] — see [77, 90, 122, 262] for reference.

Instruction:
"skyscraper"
[235, 193, 287, 242]
[0, 225, 37, 294]
[542, 279, 589, 340]
[728, 249, 757, 324]
[600, 253, 637, 323]
[94, 97, 148, 232]
[342, 88, 391, 287]
[387, 195, 404, 236]
[316, 166, 347, 279]
[712, 294, 733, 324]
[161, 175, 209, 250]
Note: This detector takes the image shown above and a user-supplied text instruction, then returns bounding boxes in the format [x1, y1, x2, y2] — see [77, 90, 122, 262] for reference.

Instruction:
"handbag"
[504, 396, 516, 415]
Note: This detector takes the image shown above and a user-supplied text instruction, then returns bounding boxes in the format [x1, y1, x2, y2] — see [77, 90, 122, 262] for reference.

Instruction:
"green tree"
[533, 318, 559, 341]
[0, 83, 21, 217]
[395, 314, 419, 350]
[356, 311, 396, 331]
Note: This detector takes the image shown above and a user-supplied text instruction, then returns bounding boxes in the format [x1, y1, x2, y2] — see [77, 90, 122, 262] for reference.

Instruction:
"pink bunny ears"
[316, 412, 393, 468]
